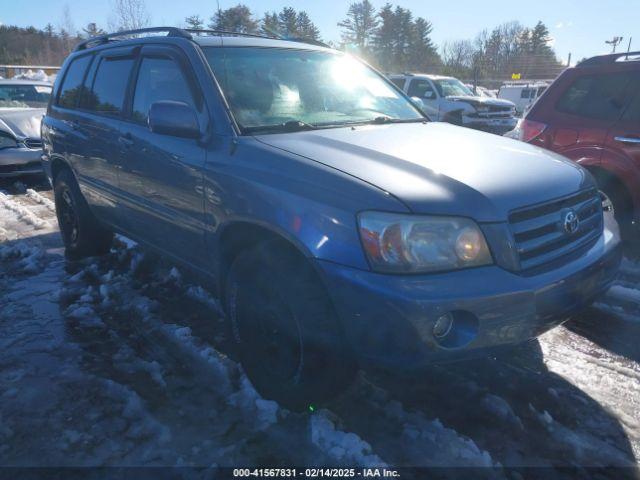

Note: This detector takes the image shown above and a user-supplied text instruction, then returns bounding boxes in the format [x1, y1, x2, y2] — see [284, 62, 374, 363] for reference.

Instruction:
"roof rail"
[578, 51, 640, 67]
[186, 28, 330, 48]
[74, 27, 192, 51]
[184, 28, 274, 40]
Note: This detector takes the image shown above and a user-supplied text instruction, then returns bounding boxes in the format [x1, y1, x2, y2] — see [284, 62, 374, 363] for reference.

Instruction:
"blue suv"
[42, 28, 622, 410]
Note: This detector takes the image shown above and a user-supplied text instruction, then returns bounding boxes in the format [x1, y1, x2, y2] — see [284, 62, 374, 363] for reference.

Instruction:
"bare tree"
[58, 4, 77, 54]
[109, 0, 150, 32]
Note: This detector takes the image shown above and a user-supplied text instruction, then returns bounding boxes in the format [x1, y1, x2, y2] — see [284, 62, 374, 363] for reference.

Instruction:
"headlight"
[0, 133, 18, 149]
[358, 212, 492, 273]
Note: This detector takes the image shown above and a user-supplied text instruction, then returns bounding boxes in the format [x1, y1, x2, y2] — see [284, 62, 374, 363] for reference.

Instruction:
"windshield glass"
[433, 78, 474, 97]
[203, 47, 423, 132]
[0, 84, 52, 108]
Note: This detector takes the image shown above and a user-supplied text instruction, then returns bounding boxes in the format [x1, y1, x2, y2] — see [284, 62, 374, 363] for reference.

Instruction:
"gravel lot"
[0, 180, 639, 477]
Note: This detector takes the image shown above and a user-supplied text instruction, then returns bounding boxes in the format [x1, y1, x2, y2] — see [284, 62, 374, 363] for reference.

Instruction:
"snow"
[13, 68, 54, 83]
[0, 192, 50, 230]
[0, 185, 639, 469]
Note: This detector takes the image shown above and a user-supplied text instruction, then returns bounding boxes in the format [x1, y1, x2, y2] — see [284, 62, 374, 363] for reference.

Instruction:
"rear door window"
[407, 79, 435, 98]
[57, 55, 92, 109]
[556, 72, 634, 121]
[85, 56, 134, 116]
[131, 57, 196, 124]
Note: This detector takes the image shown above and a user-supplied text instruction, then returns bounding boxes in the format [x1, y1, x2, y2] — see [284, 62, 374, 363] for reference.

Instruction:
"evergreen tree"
[278, 7, 298, 37]
[185, 15, 204, 30]
[409, 17, 440, 70]
[296, 11, 321, 41]
[209, 4, 258, 33]
[261, 12, 279, 37]
[372, 3, 396, 71]
[338, 0, 378, 50]
[82, 22, 106, 38]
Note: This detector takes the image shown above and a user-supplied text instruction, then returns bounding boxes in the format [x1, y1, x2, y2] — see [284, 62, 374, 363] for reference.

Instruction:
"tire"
[595, 173, 634, 239]
[54, 168, 113, 259]
[225, 240, 356, 411]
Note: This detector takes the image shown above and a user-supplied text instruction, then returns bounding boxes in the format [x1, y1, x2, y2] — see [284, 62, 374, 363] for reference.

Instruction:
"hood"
[0, 108, 45, 139]
[447, 96, 516, 109]
[254, 122, 593, 222]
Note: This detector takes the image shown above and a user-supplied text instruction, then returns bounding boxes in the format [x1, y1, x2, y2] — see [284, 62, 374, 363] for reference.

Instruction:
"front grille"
[509, 188, 603, 272]
[488, 105, 512, 113]
[23, 138, 42, 149]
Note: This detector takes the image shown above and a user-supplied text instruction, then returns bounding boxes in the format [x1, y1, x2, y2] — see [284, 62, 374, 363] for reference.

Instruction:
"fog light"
[433, 313, 454, 339]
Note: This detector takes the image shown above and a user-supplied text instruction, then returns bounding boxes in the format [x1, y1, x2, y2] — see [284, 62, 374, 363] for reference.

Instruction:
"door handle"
[118, 133, 134, 148]
[614, 136, 640, 145]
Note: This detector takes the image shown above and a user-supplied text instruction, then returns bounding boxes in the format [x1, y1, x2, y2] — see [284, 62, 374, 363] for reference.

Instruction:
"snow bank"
[0, 242, 44, 273]
[311, 411, 385, 466]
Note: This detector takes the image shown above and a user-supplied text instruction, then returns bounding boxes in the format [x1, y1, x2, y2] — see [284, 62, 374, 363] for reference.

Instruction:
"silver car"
[0, 79, 52, 177]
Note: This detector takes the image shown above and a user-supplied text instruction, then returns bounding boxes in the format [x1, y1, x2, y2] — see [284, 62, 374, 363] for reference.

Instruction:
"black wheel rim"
[58, 188, 79, 245]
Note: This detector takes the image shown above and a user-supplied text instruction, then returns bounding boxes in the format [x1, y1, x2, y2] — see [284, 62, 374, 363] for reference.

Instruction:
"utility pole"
[605, 36, 624, 53]
[567, 52, 572, 66]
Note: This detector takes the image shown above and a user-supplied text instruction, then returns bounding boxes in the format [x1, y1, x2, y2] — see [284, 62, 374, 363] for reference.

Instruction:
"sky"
[1, 0, 638, 65]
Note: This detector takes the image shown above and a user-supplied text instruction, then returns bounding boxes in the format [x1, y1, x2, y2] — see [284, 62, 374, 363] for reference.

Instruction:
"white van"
[497, 82, 548, 115]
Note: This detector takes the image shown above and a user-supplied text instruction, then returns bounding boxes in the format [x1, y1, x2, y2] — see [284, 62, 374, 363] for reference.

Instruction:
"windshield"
[433, 78, 474, 97]
[203, 47, 423, 133]
[0, 84, 52, 108]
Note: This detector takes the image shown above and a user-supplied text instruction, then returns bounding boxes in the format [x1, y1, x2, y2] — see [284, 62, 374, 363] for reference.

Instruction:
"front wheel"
[225, 241, 356, 411]
[54, 168, 113, 259]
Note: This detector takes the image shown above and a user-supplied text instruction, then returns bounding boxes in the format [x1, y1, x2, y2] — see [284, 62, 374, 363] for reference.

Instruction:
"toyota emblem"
[562, 210, 579, 235]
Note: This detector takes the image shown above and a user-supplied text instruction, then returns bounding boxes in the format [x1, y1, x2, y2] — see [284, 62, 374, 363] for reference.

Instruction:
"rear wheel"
[225, 240, 356, 411]
[54, 168, 113, 259]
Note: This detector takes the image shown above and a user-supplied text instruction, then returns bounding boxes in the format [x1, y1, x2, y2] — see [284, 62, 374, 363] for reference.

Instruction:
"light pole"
[605, 36, 624, 53]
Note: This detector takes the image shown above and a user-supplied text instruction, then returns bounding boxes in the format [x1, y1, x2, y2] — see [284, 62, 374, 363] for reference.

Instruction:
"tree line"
[0, 0, 563, 84]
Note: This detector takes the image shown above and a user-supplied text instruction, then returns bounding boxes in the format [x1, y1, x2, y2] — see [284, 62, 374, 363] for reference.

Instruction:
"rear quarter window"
[556, 72, 634, 121]
[57, 55, 93, 109]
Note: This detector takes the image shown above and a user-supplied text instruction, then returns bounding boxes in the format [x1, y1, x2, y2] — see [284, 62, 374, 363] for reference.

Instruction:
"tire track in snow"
[0, 191, 50, 230]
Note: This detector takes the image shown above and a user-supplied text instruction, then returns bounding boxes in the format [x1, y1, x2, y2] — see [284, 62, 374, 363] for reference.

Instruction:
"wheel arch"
[215, 220, 324, 301]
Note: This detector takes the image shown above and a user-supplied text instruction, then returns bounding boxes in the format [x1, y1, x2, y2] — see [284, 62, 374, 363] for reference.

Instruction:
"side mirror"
[410, 96, 425, 109]
[148, 100, 200, 139]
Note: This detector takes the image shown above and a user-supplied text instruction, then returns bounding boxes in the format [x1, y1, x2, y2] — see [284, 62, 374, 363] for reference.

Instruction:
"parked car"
[498, 82, 549, 115]
[42, 28, 621, 410]
[390, 73, 517, 134]
[508, 51, 640, 234]
[0, 79, 51, 177]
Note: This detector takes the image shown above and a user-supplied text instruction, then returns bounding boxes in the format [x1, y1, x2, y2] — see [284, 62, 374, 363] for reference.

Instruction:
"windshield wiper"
[362, 116, 427, 125]
[244, 120, 317, 134]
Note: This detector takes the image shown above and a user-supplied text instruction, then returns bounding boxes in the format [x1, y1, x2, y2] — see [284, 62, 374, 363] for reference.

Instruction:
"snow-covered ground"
[0, 181, 639, 474]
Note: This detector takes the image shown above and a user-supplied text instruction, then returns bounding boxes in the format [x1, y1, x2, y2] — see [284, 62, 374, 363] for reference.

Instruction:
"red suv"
[514, 51, 640, 234]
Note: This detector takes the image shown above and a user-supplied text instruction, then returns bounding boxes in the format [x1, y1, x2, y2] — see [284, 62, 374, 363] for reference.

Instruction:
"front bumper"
[0, 147, 45, 177]
[317, 224, 621, 372]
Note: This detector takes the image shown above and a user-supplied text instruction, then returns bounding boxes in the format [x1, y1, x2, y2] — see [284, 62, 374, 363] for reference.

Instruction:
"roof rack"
[74, 26, 332, 52]
[578, 51, 640, 67]
[74, 27, 192, 51]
